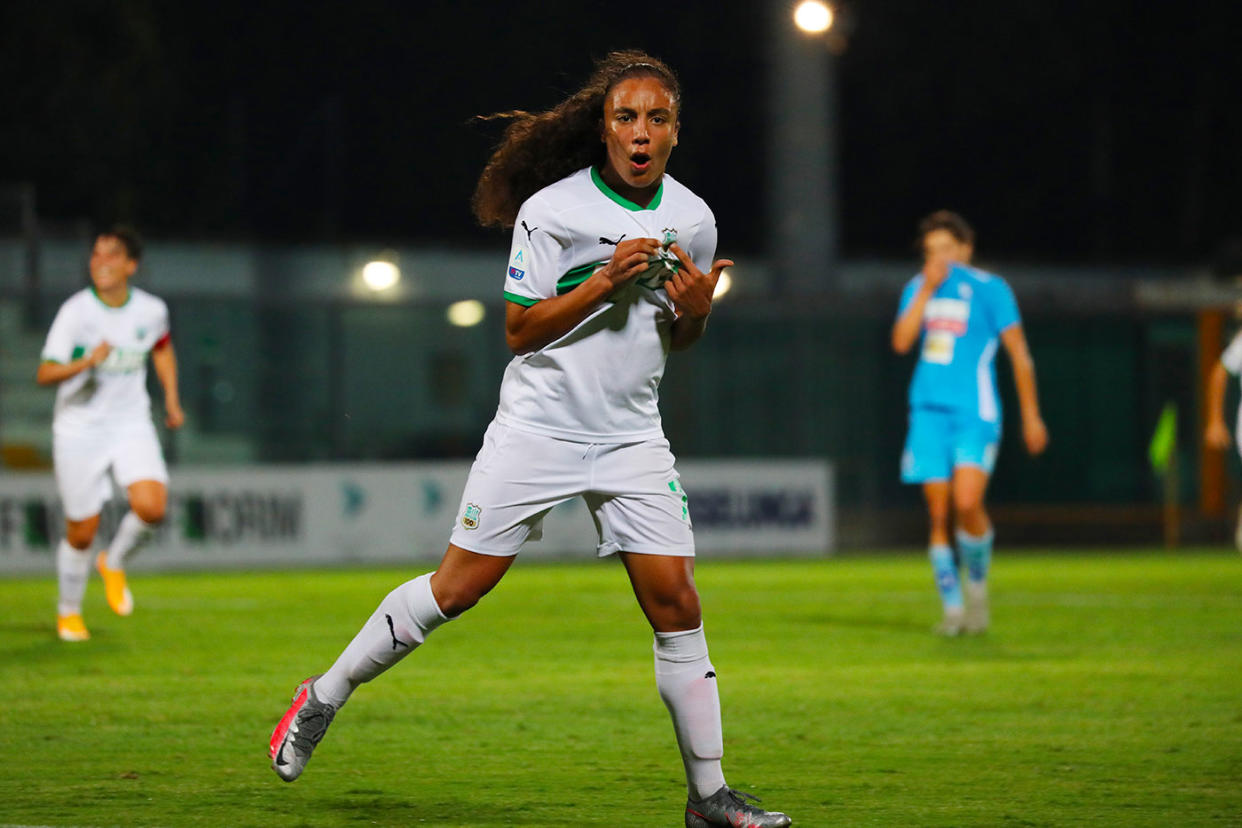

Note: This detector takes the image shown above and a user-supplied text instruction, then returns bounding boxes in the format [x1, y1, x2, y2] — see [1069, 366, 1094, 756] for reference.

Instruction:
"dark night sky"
[3, 0, 1240, 266]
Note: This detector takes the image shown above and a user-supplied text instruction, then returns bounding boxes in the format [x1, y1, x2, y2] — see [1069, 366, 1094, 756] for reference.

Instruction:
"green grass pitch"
[1, 550, 1240, 827]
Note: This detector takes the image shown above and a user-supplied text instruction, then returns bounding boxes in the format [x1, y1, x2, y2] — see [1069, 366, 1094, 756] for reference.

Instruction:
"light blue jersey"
[897, 263, 1020, 422]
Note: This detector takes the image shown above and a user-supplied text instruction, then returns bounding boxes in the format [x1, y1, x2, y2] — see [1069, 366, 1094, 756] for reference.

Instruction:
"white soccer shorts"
[448, 422, 695, 557]
[53, 420, 169, 521]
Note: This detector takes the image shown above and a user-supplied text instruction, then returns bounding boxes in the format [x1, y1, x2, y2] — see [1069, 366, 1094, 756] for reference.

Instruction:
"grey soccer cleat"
[935, 606, 965, 637]
[965, 581, 989, 634]
[269, 674, 337, 782]
[685, 785, 792, 827]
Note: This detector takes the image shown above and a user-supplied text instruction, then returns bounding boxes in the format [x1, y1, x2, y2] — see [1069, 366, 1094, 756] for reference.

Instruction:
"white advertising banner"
[0, 459, 833, 574]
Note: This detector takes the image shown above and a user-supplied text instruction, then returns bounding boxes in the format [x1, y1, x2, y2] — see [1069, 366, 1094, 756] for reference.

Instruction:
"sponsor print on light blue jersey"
[897, 263, 1020, 422]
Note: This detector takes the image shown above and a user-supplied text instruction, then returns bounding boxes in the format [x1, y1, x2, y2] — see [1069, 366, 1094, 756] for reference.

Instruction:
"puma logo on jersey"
[385, 614, 410, 650]
[599, 234, 626, 246]
[521, 221, 538, 241]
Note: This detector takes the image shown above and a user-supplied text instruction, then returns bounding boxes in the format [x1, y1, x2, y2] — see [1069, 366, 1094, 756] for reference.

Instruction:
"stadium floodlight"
[361, 259, 400, 292]
[794, 0, 834, 34]
[446, 299, 486, 327]
[713, 269, 733, 300]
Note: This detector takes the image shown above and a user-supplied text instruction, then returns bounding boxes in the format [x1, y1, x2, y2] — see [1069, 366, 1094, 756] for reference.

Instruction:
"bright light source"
[794, 0, 833, 33]
[447, 299, 486, 327]
[362, 260, 400, 292]
[713, 269, 733, 300]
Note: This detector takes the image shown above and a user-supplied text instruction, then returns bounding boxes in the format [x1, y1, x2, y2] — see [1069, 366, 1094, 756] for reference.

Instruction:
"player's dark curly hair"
[98, 224, 143, 261]
[917, 210, 975, 248]
[472, 50, 681, 229]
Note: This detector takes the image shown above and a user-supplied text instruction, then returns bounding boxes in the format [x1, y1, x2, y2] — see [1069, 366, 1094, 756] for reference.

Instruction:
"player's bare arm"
[504, 237, 660, 354]
[891, 261, 948, 354]
[151, 341, 185, 429]
[1205, 360, 1231, 449]
[1000, 324, 1048, 455]
[666, 243, 732, 351]
[35, 341, 111, 386]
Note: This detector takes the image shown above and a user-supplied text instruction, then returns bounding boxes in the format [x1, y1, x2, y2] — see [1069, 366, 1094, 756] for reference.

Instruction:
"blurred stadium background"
[1, 0, 1241, 554]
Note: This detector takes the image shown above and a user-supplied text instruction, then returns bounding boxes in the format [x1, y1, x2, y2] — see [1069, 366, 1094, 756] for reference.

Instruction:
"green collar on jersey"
[591, 166, 663, 211]
[90, 285, 132, 308]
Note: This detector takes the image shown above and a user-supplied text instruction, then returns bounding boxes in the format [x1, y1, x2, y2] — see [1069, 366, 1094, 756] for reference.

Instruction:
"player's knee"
[65, 522, 97, 549]
[649, 586, 702, 630]
[132, 502, 166, 524]
[953, 495, 984, 522]
[130, 490, 167, 524]
[429, 579, 486, 618]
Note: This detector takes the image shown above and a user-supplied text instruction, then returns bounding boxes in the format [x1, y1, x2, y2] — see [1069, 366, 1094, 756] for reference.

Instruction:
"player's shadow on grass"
[322, 791, 583, 825]
[0, 622, 121, 662]
[0, 621, 54, 636]
[792, 610, 932, 634]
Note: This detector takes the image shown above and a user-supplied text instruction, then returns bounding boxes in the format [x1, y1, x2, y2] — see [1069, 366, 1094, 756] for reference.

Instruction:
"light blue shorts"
[901, 406, 1001, 484]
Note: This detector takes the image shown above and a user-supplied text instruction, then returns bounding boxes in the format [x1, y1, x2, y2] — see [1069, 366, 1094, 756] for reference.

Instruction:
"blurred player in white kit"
[1203, 320, 1242, 550]
[37, 226, 184, 641]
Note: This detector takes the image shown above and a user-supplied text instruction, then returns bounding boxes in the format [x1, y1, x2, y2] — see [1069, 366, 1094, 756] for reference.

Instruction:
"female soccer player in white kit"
[1204, 324, 1242, 549]
[268, 51, 792, 827]
[37, 227, 184, 642]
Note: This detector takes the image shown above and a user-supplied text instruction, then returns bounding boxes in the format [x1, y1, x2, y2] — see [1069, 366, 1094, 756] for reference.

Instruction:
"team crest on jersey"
[136, 327, 147, 340]
[957, 283, 972, 300]
[461, 502, 482, 530]
[660, 227, 678, 248]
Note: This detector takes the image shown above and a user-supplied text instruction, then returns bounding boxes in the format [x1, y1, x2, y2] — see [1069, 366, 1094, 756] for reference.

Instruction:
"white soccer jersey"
[41, 287, 171, 431]
[1221, 329, 1242, 441]
[495, 166, 717, 442]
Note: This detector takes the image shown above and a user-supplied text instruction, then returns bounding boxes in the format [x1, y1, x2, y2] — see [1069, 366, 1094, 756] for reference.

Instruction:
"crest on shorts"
[461, 502, 482, 530]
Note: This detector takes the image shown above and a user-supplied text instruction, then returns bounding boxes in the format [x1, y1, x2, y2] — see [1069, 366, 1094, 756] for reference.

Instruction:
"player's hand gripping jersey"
[496, 166, 716, 442]
[898, 263, 1020, 423]
[41, 287, 170, 430]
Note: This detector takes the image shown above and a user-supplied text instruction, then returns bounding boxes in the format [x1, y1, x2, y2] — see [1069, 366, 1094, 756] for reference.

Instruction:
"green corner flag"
[1149, 402, 1178, 474]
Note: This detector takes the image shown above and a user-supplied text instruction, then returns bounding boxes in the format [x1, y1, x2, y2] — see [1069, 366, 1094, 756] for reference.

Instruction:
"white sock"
[314, 573, 448, 707]
[57, 539, 91, 616]
[107, 511, 158, 570]
[654, 625, 727, 801]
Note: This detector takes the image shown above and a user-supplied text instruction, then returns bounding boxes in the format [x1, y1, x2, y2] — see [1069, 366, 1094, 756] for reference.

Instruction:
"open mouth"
[630, 152, 651, 172]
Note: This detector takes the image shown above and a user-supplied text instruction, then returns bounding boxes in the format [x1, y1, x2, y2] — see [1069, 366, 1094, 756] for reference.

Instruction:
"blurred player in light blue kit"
[892, 211, 1048, 635]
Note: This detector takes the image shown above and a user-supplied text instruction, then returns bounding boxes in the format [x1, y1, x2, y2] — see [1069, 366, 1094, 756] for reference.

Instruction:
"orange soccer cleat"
[57, 613, 90, 642]
[96, 552, 134, 616]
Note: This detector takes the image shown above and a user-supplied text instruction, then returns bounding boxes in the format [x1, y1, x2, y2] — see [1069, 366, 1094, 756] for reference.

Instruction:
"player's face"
[600, 76, 679, 196]
[922, 229, 972, 267]
[89, 236, 137, 293]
